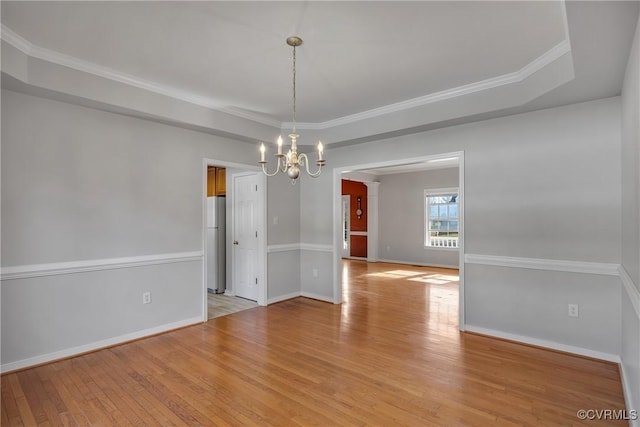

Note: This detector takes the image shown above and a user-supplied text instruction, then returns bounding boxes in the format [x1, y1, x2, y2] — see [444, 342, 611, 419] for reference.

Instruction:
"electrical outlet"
[273, 216, 279, 225]
[142, 292, 152, 305]
[312, 268, 319, 278]
[568, 304, 579, 317]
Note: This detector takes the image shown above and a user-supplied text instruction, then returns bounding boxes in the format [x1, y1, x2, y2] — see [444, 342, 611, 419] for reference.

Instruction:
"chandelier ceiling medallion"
[259, 36, 325, 183]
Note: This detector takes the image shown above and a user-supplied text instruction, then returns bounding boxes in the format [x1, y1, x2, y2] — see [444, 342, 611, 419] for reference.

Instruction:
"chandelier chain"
[292, 44, 297, 134]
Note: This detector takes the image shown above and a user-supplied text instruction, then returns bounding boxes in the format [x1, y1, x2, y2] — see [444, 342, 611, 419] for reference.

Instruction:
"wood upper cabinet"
[207, 167, 216, 197]
[216, 168, 226, 196]
[207, 166, 226, 196]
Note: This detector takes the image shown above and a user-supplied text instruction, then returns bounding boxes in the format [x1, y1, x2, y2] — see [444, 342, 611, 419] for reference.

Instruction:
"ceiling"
[1, 1, 639, 147]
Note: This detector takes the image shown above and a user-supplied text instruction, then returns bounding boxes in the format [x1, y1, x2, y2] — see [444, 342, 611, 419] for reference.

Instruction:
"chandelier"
[259, 36, 325, 182]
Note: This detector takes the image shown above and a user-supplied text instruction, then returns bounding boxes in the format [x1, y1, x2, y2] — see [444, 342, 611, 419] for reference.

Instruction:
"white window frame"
[424, 187, 459, 250]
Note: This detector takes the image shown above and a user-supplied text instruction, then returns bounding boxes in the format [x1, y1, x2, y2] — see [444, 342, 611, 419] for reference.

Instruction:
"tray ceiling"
[1, 1, 638, 145]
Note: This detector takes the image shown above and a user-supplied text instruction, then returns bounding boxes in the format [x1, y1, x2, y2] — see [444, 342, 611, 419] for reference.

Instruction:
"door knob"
[233, 240, 239, 245]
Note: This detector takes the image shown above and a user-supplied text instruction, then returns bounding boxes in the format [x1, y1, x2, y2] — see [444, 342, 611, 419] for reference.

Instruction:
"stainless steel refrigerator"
[207, 196, 226, 294]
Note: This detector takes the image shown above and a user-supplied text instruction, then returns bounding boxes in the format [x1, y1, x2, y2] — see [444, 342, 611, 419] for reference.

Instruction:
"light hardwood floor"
[208, 293, 258, 320]
[1, 260, 627, 426]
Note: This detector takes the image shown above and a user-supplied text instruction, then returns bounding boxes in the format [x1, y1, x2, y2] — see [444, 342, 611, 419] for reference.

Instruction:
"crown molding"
[222, 107, 281, 128]
[1, 24, 32, 54]
[1, 24, 281, 129]
[2, 20, 571, 134]
[2, 25, 219, 111]
[286, 39, 571, 131]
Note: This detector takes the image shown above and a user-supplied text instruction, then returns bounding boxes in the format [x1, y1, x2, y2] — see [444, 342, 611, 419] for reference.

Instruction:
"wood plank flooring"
[1, 260, 627, 426]
[208, 293, 258, 320]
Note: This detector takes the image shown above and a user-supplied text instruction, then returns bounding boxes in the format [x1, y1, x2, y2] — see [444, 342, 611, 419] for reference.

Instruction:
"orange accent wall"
[350, 235, 368, 258]
[342, 179, 367, 258]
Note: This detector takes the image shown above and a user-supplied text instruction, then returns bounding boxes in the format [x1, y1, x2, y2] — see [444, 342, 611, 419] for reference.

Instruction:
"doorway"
[206, 165, 226, 295]
[202, 159, 266, 322]
[341, 179, 368, 259]
[332, 152, 466, 329]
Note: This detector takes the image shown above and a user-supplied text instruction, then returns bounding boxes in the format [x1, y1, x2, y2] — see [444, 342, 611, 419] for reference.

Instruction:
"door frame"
[202, 159, 267, 322]
[332, 151, 466, 330]
[341, 195, 351, 258]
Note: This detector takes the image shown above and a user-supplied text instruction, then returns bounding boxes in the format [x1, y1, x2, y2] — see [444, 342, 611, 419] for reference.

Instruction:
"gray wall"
[267, 173, 300, 246]
[0, 89, 294, 368]
[3, 90, 205, 265]
[266, 173, 301, 301]
[2, 33, 638, 405]
[620, 10, 640, 417]
[621, 10, 640, 291]
[299, 170, 334, 300]
[294, 155, 335, 300]
[2, 87, 628, 368]
[378, 167, 459, 268]
[300, 170, 333, 246]
[303, 96, 622, 355]
[2, 261, 201, 363]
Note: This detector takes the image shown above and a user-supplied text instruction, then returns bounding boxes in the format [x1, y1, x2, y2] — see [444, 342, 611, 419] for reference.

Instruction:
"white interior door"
[232, 174, 259, 301]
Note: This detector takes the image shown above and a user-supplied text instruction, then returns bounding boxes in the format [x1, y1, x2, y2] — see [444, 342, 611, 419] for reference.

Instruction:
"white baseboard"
[464, 325, 621, 363]
[267, 292, 336, 305]
[267, 292, 301, 305]
[619, 362, 640, 426]
[619, 266, 640, 420]
[301, 291, 334, 303]
[0, 316, 202, 374]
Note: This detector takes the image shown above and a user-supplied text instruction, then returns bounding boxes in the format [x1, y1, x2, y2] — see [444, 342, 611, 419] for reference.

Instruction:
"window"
[425, 188, 459, 248]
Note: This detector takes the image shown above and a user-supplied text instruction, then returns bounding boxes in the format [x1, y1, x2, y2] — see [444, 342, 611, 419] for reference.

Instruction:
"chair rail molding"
[1, 252, 203, 281]
[267, 243, 333, 253]
[267, 244, 300, 253]
[464, 253, 620, 276]
[619, 265, 640, 318]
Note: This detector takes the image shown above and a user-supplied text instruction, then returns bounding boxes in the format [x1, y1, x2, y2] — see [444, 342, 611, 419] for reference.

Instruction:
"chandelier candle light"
[259, 36, 325, 182]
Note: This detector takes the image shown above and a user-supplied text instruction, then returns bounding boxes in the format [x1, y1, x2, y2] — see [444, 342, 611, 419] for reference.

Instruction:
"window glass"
[425, 190, 459, 248]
